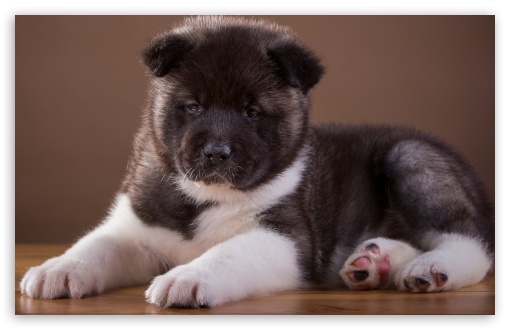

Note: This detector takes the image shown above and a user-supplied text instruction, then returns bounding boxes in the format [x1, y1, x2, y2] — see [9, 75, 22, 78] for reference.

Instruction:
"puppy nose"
[203, 143, 232, 164]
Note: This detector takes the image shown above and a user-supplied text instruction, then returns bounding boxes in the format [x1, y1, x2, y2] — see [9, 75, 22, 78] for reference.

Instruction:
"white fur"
[20, 194, 175, 299]
[145, 228, 300, 307]
[340, 237, 422, 289]
[175, 146, 309, 206]
[19, 152, 307, 304]
[20, 194, 301, 302]
[395, 233, 492, 291]
[338, 234, 491, 292]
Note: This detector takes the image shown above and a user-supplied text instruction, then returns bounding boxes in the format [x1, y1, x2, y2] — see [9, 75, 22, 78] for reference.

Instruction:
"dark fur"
[121, 17, 494, 285]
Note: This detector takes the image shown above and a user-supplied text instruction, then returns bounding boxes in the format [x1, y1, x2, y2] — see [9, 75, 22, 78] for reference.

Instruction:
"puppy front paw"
[145, 264, 212, 308]
[19, 255, 104, 299]
[340, 237, 421, 290]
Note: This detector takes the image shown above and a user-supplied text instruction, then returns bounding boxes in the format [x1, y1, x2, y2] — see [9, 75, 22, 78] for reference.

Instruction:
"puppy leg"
[145, 227, 301, 308]
[380, 140, 494, 292]
[395, 232, 492, 292]
[19, 194, 166, 299]
[340, 237, 421, 290]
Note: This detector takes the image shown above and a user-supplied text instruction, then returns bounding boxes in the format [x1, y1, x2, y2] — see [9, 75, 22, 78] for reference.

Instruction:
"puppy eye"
[245, 108, 260, 119]
[186, 103, 202, 114]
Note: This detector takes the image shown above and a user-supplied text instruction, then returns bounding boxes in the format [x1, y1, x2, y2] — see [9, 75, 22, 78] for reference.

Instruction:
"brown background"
[15, 16, 495, 243]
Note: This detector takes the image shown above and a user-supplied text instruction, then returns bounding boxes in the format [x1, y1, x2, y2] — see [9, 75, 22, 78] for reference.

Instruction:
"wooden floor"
[15, 244, 495, 315]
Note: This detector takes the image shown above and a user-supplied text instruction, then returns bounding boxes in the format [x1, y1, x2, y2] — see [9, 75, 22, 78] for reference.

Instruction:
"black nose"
[203, 143, 232, 164]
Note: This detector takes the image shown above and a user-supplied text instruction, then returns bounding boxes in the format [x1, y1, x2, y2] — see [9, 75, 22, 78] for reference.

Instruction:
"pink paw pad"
[340, 242, 392, 290]
[353, 256, 371, 268]
[403, 269, 448, 292]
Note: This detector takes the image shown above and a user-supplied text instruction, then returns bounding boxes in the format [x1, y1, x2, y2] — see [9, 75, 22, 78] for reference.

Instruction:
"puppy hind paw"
[398, 269, 449, 292]
[339, 237, 421, 290]
[340, 242, 391, 290]
[395, 254, 450, 292]
[405, 271, 448, 291]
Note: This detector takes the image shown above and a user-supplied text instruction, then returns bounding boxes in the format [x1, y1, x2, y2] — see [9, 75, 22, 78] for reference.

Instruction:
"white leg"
[144, 228, 301, 308]
[395, 233, 492, 292]
[19, 194, 167, 299]
[340, 237, 421, 290]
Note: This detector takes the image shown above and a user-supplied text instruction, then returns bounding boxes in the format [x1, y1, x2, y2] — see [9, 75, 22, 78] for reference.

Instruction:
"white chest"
[192, 204, 259, 248]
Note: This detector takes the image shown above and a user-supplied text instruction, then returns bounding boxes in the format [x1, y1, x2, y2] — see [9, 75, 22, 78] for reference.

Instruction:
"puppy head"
[142, 16, 324, 190]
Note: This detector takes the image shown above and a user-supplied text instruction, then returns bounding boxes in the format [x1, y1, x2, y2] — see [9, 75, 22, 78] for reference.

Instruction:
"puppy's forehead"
[173, 28, 280, 101]
[194, 27, 275, 69]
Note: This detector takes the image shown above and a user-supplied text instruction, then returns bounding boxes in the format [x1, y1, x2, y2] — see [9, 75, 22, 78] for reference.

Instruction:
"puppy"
[20, 16, 494, 308]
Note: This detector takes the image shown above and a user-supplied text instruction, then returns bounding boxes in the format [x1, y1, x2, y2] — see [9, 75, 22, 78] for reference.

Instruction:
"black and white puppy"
[20, 16, 494, 308]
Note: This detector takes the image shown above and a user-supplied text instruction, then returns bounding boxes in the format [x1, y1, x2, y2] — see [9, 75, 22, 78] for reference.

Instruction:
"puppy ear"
[142, 34, 194, 77]
[267, 40, 324, 93]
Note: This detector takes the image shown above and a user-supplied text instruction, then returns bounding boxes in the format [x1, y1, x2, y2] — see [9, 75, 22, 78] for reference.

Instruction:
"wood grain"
[15, 244, 495, 315]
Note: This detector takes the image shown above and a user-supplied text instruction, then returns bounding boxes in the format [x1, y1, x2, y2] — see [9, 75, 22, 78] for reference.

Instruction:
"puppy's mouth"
[177, 144, 258, 189]
[180, 164, 243, 187]
[195, 172, 232, 186]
